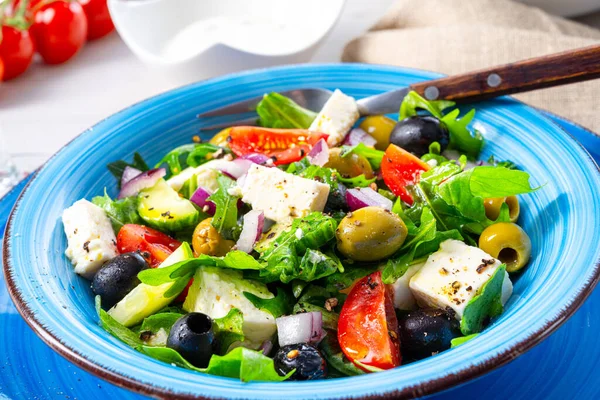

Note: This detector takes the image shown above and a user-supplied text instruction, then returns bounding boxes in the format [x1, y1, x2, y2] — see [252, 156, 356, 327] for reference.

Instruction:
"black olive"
[324, 182, 348, 213]
[398, 308, 461, 360]
[167, 313, 215, 368]
[91, 252, 148, 309]
[390, 116, 450, 156]
[273, 343, 327, 380]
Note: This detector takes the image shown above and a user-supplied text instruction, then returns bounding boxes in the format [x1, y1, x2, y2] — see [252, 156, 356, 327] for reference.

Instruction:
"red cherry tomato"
[116, 224, 181, 268]
[228, 127, 328, 166]
[0, 25, 35, 80]
[77, 0, 114, 40]
[338, 271, 401, 371]
[30, 0, 88, 65]
[0, 57, 4, 80]
[381, 144, 431, 206]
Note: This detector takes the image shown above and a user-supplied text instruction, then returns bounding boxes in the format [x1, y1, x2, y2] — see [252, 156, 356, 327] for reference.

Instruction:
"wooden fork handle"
[409, 44, 600, 103]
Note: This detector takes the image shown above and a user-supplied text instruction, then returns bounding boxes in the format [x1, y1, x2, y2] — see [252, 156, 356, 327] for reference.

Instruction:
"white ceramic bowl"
[108, 0, 345, 81]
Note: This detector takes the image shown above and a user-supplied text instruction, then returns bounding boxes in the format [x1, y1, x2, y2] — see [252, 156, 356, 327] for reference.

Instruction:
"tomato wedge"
[116, 224, 181, 268]
[381, 144, 431, 206]
[227, 127, 328, 166]
[338, 271, 401, 371]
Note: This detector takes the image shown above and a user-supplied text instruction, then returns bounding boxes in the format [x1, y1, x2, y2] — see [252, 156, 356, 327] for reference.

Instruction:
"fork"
[198, 44, 600, 131]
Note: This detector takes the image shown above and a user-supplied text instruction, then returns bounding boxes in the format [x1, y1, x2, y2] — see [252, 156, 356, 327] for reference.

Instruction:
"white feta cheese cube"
[409, 239, 513, 320]
[309, 89, 360, 146]
[183, 267, 276, 348]
[62, 199, 118, 279]
[239, 164, 330, 223]
[391, 262, 424, 310]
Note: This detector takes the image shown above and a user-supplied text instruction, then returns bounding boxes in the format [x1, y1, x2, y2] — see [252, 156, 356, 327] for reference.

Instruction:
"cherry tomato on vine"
[0, 25, 35, 80]
[8, 0, 43, 19]
[30, 0, 88, 65]
[77, 0, 114, 40]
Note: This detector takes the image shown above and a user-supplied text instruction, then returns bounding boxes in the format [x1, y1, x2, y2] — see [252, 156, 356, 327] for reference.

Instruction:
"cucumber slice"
[138, 179, 199, 232]
[108, 242, 194, 327]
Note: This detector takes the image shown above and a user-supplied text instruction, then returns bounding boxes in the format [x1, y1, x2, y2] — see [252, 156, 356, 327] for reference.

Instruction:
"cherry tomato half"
[116, 224, 181, 268]
[227, 127, 328, 166]
[78, 0, 114, 40]
[30, 0, 88, 65]
[381, 144, 431, 206]
[338, 271, 401, 371]
[0, 25, 35, 80]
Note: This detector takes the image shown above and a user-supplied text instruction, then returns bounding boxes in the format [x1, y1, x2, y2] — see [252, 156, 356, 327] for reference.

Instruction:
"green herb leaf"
[319, 330, 364, 376]
[107, 152, 149, 189]
[340, 143, 385, 170]
[187, 143, 226, 167]
[155, 143, 227, 176]
[213, 308, 245, 355]
[460, 265, 506, 335]
[321, 265, 378, 293]
[338, 174, 377, 188]
[257, 92, 317, 129]
[209, 175, 240, 240]
[140, 312, 183, 335]
[243, 287, 294, 318]
[289, 249, 344, 283]
[96, 296, 143, 348]
[92, 190, 142, 231]
[450, 333, 479, 348]
[399, 90, 455, 120]
[140, 346, 292, 382]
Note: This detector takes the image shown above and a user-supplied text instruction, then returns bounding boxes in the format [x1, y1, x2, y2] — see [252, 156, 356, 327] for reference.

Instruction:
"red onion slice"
[217, 159, 254, 179]
[342, 128, 377, 147]
[121, 166, 142, 187]
[276, 312, 324, 347]
[346, 187, 393, 211]
[307, 139, 329, 167]
[241, 153, 272, 166]
[236, 210, 264, 253]
[118, 168, 166, 199]
[258, 340, 273, 356]
[190, 186, 215, 215]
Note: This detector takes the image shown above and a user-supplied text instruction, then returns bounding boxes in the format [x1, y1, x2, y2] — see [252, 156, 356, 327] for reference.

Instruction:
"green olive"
[192, 218, 235, 257]
[484, 196, 520, 222]
[324, 148, 374, 179]
[359, 115, 396, 150]
[478, 222, 531, 272]
[336, 206, 407, 261]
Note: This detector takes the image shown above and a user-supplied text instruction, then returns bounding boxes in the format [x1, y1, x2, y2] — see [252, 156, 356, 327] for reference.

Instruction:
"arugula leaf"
[340, 143, 385, 170]
[155, 143, 227, 176]
[441, 166, 536, 199]
[140, 346, 291, 382]
[209, 175, 240, 240]
[451, 333, 479, 348]
[138, 251, 263, 288]
[290, 249, 344, 282]
[321, 264, 378, 293]
[243, 287, 294, 318]
[319, 330, 364, 376]
[460, 265, 506, 335]
[140, 312, 183, 335]
[256, 92, 317, 129]
[92, 190, 142, 231]
[399, 91, 483, 158]
[96, 296, 143, 348]
[213, 308, 245, 355]
[107, 152, 149, 188]
[419, 161, 462, 186]
[187, 143, 226, 167]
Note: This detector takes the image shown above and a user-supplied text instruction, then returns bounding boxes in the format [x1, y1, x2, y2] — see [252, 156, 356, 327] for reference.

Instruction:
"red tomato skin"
[228, 127, 328, 166]
[381, 144, 431, 206]
[116, 224, 180, 268]
[338, 271, 401, 371]
[77, 0, 114, 40]
[0, 26, 35, 80]
[30, 0, 88, 65]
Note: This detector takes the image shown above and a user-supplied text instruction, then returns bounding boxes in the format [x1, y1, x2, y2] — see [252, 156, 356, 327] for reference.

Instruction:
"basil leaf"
[460, 265, 506, 335]
[243, 287, 294, 318]
[339, 143, 385, 170]
[209, 175, 240, 240]
[213, 308, 245, 355]
[257, 92, 317, 129]
[140, 346, 291, 382]
[107, 152, 149, 189]
[450, 333, 479, 348]
[92, 190, 142, 231]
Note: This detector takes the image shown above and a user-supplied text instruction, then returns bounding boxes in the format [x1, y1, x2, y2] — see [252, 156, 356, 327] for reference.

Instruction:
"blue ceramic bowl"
[4, 64, 600, 399]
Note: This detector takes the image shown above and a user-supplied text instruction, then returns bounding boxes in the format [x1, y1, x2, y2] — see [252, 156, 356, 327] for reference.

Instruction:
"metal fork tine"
[198, 116, 258, 132]
[197, 88, 333, 118]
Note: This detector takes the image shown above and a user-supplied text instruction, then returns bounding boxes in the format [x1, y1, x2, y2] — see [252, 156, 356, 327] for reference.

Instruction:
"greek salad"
[62, 90, 536, 381]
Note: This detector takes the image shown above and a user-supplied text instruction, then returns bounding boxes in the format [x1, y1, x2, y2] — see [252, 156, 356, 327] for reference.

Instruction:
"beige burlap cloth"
[342, 0, 600, 133]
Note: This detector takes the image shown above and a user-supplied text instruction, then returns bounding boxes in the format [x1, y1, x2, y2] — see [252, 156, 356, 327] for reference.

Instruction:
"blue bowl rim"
[3, 63, 600, 399]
